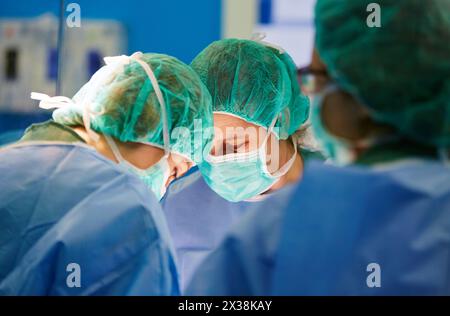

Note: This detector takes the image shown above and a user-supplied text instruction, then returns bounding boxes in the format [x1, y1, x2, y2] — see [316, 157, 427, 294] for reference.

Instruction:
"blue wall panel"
[0, 0, 221, 63]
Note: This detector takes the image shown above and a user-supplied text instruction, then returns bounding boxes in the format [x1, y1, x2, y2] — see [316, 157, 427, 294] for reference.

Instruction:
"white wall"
[222, 0, 258, 39]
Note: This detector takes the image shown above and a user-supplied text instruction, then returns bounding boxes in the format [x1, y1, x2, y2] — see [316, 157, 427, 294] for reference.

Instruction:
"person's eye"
[235, 141, 248, 153]
[224, 142, 237, 154]
[212, 140, 248, 156]
[228, 141, 249, 154]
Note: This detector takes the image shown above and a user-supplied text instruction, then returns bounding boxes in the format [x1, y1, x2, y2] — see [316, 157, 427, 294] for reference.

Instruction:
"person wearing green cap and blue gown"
[0, 52, 213, 295]
[162, 38, 322, 291]
[186, 0, 450, 295]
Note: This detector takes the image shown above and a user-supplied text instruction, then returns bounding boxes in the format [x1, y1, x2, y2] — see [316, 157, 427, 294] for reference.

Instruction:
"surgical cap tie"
[31, 91, 102, 142]
[251, 33, 285, 54]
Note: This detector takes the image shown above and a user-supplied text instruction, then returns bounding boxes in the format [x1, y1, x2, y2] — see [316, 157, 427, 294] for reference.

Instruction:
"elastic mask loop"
[104, 134, 126, 163]
[129, 53, 170, 157]
[260, 115, 279, 148]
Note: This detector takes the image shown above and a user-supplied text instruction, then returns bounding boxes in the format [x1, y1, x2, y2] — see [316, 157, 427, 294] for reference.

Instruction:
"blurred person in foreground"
[187, 0, 450, 295]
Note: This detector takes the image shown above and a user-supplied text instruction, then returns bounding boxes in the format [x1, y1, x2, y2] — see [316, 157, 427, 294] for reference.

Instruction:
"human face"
[210, 113, 293, 175]
[304, 48, 373, 142]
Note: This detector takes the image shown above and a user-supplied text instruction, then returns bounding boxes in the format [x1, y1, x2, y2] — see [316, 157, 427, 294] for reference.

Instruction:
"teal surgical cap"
[52, 53, 213, 163]
[315, 0, 450, 147]
[191, 39, 310, 139]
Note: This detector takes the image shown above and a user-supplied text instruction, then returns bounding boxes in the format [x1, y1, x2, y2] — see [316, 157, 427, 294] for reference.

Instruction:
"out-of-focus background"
[0, 0, 315, 136]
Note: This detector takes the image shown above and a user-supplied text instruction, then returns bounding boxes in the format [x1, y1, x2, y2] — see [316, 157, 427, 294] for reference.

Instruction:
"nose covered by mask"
[310, 84, 404, 166]
[199, 117, 298, 202]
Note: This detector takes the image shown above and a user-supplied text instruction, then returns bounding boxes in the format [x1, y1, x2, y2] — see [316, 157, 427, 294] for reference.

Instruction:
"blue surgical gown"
[0, 142, 179, 295]
[186, 159, 450, 295]
[162, 169, 254, 291]
[0, 130, 24, 147]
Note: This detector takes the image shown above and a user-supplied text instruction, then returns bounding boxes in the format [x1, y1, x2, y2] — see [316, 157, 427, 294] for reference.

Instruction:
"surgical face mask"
[311, 84, 403, 166]
[310, 84, 357, 165]
[105, 135, 171, 200]
[199, 118, 297, 202]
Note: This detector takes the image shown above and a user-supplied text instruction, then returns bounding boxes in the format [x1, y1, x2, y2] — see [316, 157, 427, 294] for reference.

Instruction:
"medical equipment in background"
[0, 14, 126, 113]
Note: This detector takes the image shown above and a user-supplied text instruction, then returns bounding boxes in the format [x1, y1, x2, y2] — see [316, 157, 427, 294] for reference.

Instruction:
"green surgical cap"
[315, 0, 450, 147]
[191, 39, 310, 139]
[53, 53, 213, 163]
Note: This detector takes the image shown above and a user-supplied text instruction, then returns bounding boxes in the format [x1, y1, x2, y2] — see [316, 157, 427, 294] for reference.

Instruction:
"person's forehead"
[213, 113, 258, 129]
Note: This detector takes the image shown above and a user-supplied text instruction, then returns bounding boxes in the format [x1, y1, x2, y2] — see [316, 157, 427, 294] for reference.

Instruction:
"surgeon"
[162, 38, 319, 290]
[187, 0, 450, 295]
[0, 52, 212, 295]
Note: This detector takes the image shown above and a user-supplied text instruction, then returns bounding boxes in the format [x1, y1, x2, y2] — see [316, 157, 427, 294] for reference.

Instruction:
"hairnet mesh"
[191, 39, 310, 139]
[53, 53, 213, 162]
[315, 0, 450, 147]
